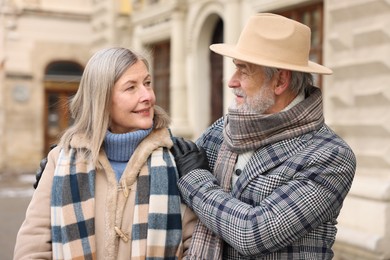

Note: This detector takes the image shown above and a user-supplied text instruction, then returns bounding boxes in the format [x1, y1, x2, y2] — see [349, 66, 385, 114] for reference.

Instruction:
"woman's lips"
[134, 107, 151, 115]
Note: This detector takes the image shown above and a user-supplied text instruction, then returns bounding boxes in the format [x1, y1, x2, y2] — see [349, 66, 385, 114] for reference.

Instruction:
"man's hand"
[171, 137, 210, 178]
[33, 144, 57, 189]
[33, 157, 48, 189]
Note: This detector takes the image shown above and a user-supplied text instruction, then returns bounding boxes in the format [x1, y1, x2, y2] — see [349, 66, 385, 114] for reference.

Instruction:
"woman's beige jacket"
[14, 128, 197, 259]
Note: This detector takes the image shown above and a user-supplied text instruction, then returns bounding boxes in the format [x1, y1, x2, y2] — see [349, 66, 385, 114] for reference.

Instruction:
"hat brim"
[210, 43, 333, 75]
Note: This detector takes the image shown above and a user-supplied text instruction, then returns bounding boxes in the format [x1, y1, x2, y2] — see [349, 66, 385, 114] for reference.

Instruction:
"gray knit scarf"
[187, 86, 324, 259]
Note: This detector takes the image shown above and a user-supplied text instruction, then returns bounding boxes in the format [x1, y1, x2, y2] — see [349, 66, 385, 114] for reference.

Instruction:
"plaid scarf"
[51, 146, 182, 259]
[131, 147, 183, 259]
[51, 148, 96, 260]
[187, 86, 324, 259]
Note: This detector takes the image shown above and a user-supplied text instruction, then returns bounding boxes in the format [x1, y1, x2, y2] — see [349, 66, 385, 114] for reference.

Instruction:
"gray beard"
[230, 86, 275, 114]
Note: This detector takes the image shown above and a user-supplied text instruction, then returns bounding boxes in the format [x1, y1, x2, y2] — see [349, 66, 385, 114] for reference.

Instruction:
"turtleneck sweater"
[104, 128, 152, 181]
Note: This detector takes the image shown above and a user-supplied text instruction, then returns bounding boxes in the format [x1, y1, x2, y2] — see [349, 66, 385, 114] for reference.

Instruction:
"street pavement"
[0, 172, 35, 260]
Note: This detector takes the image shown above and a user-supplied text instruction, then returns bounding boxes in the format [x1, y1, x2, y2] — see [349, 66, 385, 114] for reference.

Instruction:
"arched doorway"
[209, 18, 224, 124]
[44, 61, 83, 155]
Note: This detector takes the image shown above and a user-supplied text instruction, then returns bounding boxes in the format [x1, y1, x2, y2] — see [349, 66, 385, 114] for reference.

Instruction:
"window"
[278, 2, 324, 86]
[151, 41, 171, 114]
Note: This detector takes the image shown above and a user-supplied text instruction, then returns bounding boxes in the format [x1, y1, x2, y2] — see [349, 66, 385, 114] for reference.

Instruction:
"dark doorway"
[44, 61, 83, 155]
[209, 18, 224, 124]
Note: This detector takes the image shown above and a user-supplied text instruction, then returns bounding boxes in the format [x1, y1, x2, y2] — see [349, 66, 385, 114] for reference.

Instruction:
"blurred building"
[0, 0, 389, 259]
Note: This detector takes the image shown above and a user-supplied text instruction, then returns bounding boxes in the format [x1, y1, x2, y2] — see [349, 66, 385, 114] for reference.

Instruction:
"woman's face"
[109, 60, 156, 133]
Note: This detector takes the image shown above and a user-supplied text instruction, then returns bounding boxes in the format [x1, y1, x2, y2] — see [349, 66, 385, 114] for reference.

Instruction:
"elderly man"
[172, 13, 356, 259]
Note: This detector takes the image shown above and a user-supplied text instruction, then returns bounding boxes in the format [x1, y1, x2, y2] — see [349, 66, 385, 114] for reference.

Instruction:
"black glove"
[33, 144, 57, 189]
[171, 137, 210, 178]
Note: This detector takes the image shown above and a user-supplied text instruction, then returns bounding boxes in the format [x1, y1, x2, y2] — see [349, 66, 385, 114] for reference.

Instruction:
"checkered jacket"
[178, 118, 356, 259]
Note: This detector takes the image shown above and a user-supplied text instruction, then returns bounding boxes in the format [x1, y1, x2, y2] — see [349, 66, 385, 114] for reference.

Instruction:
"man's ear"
[274, 70, 291, 95]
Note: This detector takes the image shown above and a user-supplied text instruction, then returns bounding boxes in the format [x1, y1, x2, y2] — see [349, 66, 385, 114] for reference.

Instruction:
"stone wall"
[325, 0, 390, 259]
[0, 1, 92, 173]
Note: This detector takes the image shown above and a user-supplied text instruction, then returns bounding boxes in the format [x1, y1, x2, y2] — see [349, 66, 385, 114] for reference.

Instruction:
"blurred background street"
[0, 172, 34, 260]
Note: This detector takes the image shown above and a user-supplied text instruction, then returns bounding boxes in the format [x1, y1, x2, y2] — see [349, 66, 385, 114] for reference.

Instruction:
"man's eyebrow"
[233, 61, 247, 70]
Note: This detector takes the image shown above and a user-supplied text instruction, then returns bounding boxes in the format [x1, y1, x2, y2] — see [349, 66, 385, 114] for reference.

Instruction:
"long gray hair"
[59, 47, 170, 165]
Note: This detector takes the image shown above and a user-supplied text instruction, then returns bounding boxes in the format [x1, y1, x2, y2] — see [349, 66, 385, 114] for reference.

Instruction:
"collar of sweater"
[104, 128, 152, 162]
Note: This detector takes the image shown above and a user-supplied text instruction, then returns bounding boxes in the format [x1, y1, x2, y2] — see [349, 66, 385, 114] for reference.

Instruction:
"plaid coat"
[178, 117, 356, 259]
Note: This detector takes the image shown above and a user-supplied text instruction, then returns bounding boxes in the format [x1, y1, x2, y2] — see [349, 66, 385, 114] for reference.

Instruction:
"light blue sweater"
[104, 128, 152, 181]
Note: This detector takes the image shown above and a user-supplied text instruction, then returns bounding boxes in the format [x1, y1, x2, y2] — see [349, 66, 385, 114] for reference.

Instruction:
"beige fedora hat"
[210, 13, 332, 75]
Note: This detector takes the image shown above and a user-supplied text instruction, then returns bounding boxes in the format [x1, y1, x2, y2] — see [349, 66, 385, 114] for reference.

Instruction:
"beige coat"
[14, 128, 197, 259]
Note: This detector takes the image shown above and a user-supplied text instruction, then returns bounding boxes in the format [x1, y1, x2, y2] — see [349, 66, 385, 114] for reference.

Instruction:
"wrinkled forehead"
[233, 58, 264, 74]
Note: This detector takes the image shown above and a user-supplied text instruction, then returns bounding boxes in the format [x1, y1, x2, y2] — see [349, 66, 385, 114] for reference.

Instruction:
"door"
[43, 61, 83, 155]
[210, 18, 224, 124]
[44, 81, 78, 155]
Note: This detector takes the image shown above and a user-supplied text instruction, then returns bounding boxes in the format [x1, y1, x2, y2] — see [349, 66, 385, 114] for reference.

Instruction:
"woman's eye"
[145, 81, 152, 87]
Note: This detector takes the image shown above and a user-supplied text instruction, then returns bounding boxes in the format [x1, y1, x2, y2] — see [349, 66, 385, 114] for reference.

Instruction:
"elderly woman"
[14, 47, 197, 259]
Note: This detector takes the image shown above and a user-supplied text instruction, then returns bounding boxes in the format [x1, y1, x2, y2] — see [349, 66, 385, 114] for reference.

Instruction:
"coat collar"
[231, 130, 315, 197]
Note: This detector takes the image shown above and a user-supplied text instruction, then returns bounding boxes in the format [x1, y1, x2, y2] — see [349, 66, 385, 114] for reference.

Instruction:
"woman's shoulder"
[150, 127, 173, 146]
[41, 144, 61, 168]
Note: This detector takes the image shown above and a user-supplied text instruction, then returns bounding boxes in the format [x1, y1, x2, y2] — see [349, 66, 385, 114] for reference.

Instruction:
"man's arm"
[33, 144, 57, 189]
[173, 139, 356, 257]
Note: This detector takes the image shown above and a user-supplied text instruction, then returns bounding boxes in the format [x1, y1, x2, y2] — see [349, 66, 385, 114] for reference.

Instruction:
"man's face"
[228, 60, 275, 114]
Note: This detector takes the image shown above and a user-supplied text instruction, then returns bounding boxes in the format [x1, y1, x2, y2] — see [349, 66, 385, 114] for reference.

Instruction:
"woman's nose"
[139, 86, 153, 101]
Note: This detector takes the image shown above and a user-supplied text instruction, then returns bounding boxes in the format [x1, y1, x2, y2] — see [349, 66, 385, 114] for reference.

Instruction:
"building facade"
[1, 0, 389, 258]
